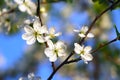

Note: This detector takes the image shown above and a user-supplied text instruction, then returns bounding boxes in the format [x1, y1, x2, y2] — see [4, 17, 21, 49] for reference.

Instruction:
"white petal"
[84, 46, 92, 53]
[78, 33, 85, 37]
[45, 36, 50, 41]
[49, 27, 55, 34]
[55, 41, 66, 50]
[58, 49, 66, 57]
[26, 8, 33, 15]
[40, 25, 48, 34]
[81, 26, 88, 32]
[87, 33, 94, 38]
[44, 48, 54, 57]
[81, 53, 93, 62]
[19, 77, 23, 80]
[14, 0, 23, 4]
[22, 33, 33, 40]
[24, 19, 31, 24]
[28, 73, 35, 79]
[33, 19, 41, 31]
[18, 4, 27, 12]
[26, 36, 36, 45]
[49, 54, 57, 62]
[54, 32, 62, 37]
[73, 29, 79, 32]
[46, 40, 54, 49]
[74, 43, 83, 54]
[37, 35, 45, 43]
[24, 25, 34, 33]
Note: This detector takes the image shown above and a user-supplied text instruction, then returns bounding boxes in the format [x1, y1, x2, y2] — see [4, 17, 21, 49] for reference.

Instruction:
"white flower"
[22, 19, 48, 45]
[19, 73, 41, 80]
[14, 0, 36, 15]
[74, 43, 93, 64]
[74, 26, 94, 38]
[45, 27, 61, 40]
[28, 73, 35, 79]
[44, 40, 66, 62]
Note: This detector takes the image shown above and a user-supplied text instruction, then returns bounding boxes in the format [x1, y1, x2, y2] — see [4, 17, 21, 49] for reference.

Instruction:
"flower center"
[80, 31, 85, 34]
[81, 50, 85, 55]
[34, 31, 39, 38]
[54, 49, 59, 57]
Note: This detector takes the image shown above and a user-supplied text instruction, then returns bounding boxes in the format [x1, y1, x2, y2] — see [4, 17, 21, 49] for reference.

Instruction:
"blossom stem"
[51, 62, 56, 71]
[37, 0, 43, 26]
[65, 38, 118, 64]
[79, 0, 120, 45]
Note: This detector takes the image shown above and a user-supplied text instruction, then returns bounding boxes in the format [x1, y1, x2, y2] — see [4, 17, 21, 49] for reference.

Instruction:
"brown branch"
[37, 0, 43, 26]
[51, 62, 56, 71]
[40, 0, 64, 4]
[79, 0, 120, 45]
[65, 38, 118, 64]
[0, 8, 15, 17]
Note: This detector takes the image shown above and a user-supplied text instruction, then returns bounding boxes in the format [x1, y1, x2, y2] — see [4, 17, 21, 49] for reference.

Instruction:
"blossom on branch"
[14, 0, 36, 15]
[45, 27, 62, 40]
[22, 19, 48, 45]
[74, 26, 94, 38]
[74, 43, 93, 64]
[44, 40, 66, 62]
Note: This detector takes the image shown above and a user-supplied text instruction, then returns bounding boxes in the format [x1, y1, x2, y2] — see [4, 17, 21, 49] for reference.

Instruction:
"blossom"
[44, 40, 66, 62]
[19, 73, 41, 80]
[22, 19, 48, 45]
[74, 26, 94, 38]
[74, 43, 93, 64]
[14, 0, 36, 15]
[45, 27, 61, 40]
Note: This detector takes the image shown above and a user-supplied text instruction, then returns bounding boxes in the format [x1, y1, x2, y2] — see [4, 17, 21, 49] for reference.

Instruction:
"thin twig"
[51, 62, 56, 71]
[40, 0, 64, 4]
[66, 38, 118, 64]
[0, 8, 15, 17]
[37, 0, 43, 26]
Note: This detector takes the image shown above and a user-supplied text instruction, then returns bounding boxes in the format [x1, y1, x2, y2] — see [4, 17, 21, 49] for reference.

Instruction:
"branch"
[0, 8, 15, 17]
[79, 0, 120, 45]
[40, 0, 65, 4]
[37, 0, 43, 26]
[66, 38, 118, 64]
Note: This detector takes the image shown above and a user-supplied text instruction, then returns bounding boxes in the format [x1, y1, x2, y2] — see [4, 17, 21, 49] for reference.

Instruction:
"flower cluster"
[22, 17, 64, 62]
[74, 26, 94, 64]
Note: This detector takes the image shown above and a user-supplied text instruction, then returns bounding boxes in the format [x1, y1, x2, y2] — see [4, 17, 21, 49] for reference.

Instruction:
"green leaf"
[114, 24, 120, 40]
[114, 25, 119, 36]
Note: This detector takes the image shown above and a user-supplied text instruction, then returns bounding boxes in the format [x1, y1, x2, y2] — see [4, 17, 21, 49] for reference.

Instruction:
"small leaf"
[114, 25, 119, 36]
[114, 24, 120, 40]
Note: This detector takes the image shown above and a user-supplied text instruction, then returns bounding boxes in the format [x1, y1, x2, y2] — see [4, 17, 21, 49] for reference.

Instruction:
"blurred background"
[0, 0, 120, 80]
